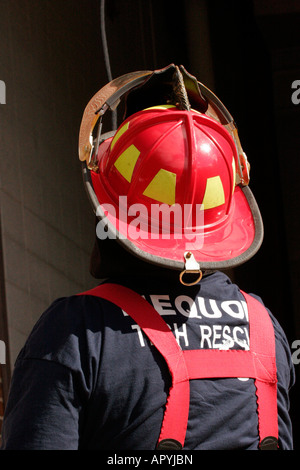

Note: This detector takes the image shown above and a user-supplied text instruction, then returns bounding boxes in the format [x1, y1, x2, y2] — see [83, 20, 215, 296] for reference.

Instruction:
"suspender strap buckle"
[156, 439, 183, 450]
[259, 436, 279, 450]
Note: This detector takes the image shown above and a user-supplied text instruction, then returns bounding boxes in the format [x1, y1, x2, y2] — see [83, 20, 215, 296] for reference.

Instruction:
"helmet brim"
[83, 162, 263, 271]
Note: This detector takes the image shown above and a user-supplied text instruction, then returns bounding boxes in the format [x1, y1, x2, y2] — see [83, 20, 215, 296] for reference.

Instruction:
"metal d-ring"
[179, 252, 202, 286]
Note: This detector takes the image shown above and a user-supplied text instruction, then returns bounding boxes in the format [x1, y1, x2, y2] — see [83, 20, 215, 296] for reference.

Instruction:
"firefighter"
[1, 65, 294, 450]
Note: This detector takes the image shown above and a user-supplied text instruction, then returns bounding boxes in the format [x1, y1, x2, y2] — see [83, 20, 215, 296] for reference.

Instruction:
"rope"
[100, 0, 117, 130]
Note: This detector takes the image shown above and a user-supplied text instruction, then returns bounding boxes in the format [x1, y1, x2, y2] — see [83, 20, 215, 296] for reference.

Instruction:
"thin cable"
[100, 0, 113, 82]
[100, 0, 117, 130]
[148, 0, 157, 70]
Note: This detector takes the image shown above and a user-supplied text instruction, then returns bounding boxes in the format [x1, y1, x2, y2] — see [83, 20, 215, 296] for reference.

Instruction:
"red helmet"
[79, 65, 263, 283]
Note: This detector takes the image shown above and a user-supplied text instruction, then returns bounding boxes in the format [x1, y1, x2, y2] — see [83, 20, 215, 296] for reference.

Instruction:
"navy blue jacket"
[1, 272, 295, 450]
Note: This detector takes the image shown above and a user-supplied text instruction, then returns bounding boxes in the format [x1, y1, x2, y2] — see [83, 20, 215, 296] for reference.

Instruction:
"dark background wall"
[206, 0, 300, 446]
[0, 0, 299, 448]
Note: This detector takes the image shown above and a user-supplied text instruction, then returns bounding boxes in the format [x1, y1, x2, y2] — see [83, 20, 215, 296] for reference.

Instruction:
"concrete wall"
[0, 0, 106, 370]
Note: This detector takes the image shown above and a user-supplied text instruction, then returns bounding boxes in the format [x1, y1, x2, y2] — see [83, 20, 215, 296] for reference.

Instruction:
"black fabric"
[1, 272, 294, 450]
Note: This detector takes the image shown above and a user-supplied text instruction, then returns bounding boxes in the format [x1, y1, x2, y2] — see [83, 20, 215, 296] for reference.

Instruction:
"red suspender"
[79, 284, 278, 450]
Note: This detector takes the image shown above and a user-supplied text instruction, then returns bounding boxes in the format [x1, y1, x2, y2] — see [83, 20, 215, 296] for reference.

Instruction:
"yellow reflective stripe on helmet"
[143, 169, 176, 205]
[111, 122, 130, 150]
[144, 104, 176, 111]
[114, 144, 140, 182]
[202, 176, 225, 209]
